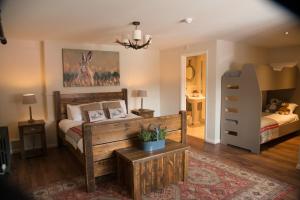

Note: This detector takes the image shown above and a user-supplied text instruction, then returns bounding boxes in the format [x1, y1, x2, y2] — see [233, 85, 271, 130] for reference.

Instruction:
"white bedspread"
[263, 113, 299, 126]
[59, 113, 142, 153]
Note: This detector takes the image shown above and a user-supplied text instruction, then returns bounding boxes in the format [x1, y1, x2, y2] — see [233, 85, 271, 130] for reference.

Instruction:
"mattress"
[59, 113, 142, 153]
[260, 113, 299, 144]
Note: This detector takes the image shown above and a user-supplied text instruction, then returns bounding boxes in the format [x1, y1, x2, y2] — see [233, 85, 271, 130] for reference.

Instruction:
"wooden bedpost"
[83, 124, 95, 192]
[53, 91, 63, 147]
[122, 88, 128, 114]
[180, 110, 187, 144]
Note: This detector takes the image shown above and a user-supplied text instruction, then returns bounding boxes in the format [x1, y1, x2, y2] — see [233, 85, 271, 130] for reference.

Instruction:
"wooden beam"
[122, 88, 128, 114]
[83, 124, 95, 192]
[53, 91, 63, 147]
[180, 111, 187, 144]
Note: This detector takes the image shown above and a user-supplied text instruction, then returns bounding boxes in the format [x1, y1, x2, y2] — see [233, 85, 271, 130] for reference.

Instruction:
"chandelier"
[116, 21, 151, 50]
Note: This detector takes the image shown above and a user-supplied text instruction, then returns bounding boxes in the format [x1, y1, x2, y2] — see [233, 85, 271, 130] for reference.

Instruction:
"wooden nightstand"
[18, 120, 47, 159]
[131, 109, 154, 118]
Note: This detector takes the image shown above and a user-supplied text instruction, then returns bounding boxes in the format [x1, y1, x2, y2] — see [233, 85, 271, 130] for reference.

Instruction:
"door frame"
[180, 51, 208, 140]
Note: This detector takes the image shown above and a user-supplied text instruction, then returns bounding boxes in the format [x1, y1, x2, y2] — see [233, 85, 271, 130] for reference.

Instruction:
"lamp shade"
[22, 94, 37, 105]
[136, 90, 147, 97]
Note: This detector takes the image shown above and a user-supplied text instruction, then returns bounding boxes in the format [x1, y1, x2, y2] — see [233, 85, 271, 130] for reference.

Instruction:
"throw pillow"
[80, 103, 101, 122]
[108, 107, 126, 119]
[87, 110, 107, 122]
[102, 101, 126, 118]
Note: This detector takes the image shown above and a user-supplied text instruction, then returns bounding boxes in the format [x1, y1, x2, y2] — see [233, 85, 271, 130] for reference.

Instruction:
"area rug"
[32, 151, 293, 200]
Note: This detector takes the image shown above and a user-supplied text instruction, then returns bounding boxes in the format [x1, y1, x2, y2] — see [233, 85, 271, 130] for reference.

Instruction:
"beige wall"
[43, 41, 161, 146]
[0, 40, 160, 149]
[215, 40, 268, 143]
[2, 38, 294, 148]
[0, 40, 46, 149]
[267, 46, 300, 65]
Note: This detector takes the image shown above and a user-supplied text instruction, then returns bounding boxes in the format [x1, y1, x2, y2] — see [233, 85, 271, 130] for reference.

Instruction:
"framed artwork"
[62, 49, 120, 87]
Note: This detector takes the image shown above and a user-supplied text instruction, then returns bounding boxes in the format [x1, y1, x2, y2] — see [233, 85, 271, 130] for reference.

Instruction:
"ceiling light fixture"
[116, 21, 151, 50]
[184, 18, 193, 24]
[0, 10, 7, 45]
[284, 31, 289, 35]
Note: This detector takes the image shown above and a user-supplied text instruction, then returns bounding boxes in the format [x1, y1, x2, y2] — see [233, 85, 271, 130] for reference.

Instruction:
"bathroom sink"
[186, 94, 205, 126]
[187, 94, 205, 103]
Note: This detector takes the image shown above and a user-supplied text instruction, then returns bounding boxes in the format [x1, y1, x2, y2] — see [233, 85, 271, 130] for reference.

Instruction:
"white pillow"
[288, 103, 298, 114]
[108, 108, 126, 119]
[99, 100, 127, 114]
[67, 104, 85, 121]
[87, 110, 107, 122]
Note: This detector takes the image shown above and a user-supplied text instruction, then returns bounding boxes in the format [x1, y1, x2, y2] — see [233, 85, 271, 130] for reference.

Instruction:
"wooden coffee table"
[116, 140, 189, 200]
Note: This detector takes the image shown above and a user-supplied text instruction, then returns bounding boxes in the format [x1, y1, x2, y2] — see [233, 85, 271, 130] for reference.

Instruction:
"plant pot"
[141, 140, 165, 152]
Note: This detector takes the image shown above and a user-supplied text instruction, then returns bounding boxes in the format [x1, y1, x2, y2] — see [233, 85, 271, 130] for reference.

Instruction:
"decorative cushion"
[108, 108, 126, 119]
[80, 103, 101, 122]
[102, 101, 126, 119]
[100, 100, 127, 114]
[287, 103, 298, 114]
[87, 110, 107, 122]
[276, 103, 290, 115]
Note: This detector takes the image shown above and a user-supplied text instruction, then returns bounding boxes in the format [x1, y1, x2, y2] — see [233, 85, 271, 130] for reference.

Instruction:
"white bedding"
[259, 113, 299, 144]
[59, 113, 142, 153]
[263, 113, 299, 126]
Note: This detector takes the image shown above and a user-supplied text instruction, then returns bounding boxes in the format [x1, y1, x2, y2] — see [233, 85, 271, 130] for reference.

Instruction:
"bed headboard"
[53, 88, 128, 122]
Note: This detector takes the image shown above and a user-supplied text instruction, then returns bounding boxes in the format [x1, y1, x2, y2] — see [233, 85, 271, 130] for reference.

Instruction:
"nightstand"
[18, 120, 47, 159]
[131, 109, 154, 118]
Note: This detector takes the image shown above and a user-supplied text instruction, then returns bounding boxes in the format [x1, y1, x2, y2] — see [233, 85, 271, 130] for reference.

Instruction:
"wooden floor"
[9, 133, 300, 199]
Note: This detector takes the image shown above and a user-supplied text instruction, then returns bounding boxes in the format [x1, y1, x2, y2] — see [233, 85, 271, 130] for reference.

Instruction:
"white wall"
[160, 40, 268, 144]
[160, 40, 218, 143]
[0, 40, 160, 149]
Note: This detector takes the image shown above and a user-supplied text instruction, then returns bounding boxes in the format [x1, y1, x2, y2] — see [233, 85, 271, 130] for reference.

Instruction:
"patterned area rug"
[32, 151, 293, 200]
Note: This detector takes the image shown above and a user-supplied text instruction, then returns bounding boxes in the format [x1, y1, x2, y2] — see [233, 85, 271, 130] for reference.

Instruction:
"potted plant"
[138, 126, 167, 152]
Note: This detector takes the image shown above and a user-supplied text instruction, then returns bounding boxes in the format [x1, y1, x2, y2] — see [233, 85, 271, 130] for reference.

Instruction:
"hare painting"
[77, 51, 94, 86]
[63, 49, 120, 87]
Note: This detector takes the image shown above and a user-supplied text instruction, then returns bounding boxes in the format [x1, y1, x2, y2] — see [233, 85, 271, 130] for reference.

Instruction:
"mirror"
[186, 60, 195, 80]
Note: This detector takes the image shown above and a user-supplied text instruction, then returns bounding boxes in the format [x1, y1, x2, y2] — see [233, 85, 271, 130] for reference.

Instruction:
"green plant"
[138, 127, 167, 142]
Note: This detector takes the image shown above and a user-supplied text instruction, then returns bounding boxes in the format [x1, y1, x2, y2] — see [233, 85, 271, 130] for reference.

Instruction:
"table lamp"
[22, 94, 37, 123]
[136, 90, 147, 110]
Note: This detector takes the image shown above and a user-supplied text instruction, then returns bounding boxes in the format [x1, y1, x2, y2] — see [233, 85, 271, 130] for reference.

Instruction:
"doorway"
[182, 53, 207, 140]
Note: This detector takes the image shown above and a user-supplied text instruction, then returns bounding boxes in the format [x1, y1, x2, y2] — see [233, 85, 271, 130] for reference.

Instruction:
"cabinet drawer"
[23, 126, 44, 134]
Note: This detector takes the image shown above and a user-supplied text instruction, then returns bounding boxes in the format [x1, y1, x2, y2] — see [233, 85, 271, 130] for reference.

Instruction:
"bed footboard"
[82, 111, 187, 192]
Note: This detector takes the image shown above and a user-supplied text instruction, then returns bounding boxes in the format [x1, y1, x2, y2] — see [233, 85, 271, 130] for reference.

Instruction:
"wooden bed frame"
[53, 89, 187, 192]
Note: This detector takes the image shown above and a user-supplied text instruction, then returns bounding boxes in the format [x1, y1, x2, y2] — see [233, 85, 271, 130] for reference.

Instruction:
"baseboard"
[205, 138, 220, 144]
[10, 140, 57, 154]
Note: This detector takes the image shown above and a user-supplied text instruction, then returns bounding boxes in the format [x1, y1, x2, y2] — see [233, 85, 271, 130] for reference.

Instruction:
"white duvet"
[263, 113, 299, 126]
[59, 113, 142, 153]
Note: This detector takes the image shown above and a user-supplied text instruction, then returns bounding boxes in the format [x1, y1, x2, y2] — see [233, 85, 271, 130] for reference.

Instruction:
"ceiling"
[1, 0, 299, 49]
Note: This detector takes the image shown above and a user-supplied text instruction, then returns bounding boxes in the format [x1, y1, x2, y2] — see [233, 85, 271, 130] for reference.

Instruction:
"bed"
[53, 89, 187, 192]
[260, 113, 299, 144]
[221, 64, 300, 153]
